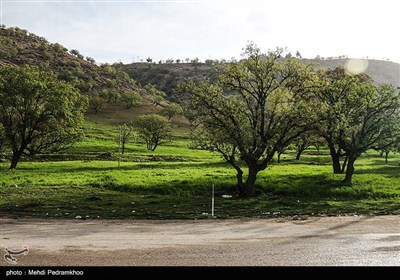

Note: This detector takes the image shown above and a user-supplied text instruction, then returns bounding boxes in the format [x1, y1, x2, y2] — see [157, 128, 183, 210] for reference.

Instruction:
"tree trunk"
[342, 156, 356, 185]
[328, 143, 342, 174]
[121, 142, 125, 154]
[243, 167, 258, 197]
[10, 151, 22, 170]
[295, 148, 304, 160]
[341, 156, 348, 174]
[277, 152, 282, 163]
[236, 169, 244, 194]
[385, 151, 389, 164]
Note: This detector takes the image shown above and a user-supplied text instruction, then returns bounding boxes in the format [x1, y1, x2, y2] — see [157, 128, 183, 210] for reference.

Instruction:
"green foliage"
[315, 67, 400, 184]
[161, 103, 183, 120]
[0, 26, 140, 99]
[119, 123, 136, 154]
[0, 65, 88, 169]
[121, 91, 141, 109]
[180, 43, 319, 196]
[136, 114, 172, 151]
[89, 94, 106, 113]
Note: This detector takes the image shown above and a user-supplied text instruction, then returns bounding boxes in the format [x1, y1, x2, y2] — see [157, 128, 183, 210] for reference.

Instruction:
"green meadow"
[1, 120, 400, 219]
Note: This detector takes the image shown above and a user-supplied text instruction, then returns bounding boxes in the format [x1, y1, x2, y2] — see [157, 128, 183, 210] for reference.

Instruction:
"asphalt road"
[1, 215, 399, 266]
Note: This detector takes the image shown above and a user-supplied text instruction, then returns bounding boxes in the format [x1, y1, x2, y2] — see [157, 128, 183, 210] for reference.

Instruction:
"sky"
[1, 0, 400, 64]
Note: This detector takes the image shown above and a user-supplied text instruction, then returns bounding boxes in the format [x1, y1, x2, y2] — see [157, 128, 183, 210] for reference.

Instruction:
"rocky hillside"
[0, 26, 140, 96]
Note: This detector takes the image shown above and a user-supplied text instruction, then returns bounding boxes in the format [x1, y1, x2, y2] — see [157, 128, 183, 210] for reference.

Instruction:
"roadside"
[1, 216, 399, 266]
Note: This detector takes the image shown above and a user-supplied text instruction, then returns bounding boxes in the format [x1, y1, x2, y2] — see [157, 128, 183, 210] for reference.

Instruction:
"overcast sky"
[1, 0, 400, 64]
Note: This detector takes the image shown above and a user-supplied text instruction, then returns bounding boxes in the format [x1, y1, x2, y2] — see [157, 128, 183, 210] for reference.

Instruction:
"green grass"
[1, 120, 400, 219]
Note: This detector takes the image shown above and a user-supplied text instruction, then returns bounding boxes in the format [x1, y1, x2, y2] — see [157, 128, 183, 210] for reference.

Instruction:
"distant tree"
[285, 52, 292, 58]
[296, 51, 302, 58]
[90, 94, 106, 113]
[165, 59, 174, 64]
[176, 59, 181, 63]
[0, 65, 87, 169]
[205, 59, 214, 65]
[190, 57, 199, 64]
[137, 114, 172, 151]
[146, 57, 153, 63]
[100, 89, 120, 103]
[293, 132, 323, 160]
[70, 49, 83, 59]
[119, 123, 136, 154]
[161, 103, 183, 120]
[121, 91, 141, 109]
[144, 84, 166, 106]
[86, 56, 96, 64]
[185, 58, 190, 63]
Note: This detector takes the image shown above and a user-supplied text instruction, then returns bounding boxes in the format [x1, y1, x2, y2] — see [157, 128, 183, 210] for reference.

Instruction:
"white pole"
[211, 184, 214, 217]
[118, 126, 122, 170]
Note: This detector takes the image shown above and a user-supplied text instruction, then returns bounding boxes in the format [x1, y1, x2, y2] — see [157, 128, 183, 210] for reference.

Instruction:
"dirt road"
[1, 216, 399, 266]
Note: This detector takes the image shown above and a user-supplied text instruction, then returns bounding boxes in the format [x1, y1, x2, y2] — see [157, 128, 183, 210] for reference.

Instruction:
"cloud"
[2, 0, 400, 63]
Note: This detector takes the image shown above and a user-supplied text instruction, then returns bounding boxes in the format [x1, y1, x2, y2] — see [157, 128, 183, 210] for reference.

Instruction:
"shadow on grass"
[357, 162, 400, 178]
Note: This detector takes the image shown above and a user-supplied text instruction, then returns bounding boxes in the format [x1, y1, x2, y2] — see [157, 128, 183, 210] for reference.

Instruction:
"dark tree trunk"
[328, 143, 342, 174]
[10, 151, 22, 170]
[385, 151, 389, 164]
[295, 148, 305, 160]
[243, 167, 258, 197]
[277, 152, 282, 163]
[121, 141, 126, 154]
[342, 156, 356, 185]
[341, 156, 348, 174]
[236, 169, 244, 193]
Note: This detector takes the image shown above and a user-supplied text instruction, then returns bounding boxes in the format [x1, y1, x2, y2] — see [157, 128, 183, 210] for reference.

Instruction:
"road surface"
[0, 215, 399, 266]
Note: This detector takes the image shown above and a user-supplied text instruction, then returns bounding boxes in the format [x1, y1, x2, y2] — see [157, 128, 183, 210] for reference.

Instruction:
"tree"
[119, 123, 135, 154]
[161, 103, 183, 120]
[136, 114, 171, 151]
[144, 84, 166, 106]
[121, 91, 141, 109]
[293, 132, 323, 160]
[179, 44, 318, 196]
[89, 94, 106, 113]
[0, 65, 87, 169]
[315, 67, 371, 174]
[316, 68, 400, 184]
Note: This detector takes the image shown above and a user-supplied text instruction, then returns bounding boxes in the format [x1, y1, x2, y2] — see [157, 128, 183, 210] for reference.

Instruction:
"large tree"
[180, 44, 318, 196]
[316, 68, 400, 184]
[315, 68, 372, 174]
[0, 65, 88, 169]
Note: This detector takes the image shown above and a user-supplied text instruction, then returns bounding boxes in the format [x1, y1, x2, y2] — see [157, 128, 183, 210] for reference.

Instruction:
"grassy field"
[1, 117, 400, 219]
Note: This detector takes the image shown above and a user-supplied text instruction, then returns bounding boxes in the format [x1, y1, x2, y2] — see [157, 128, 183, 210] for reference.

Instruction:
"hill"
[0, 26, 140, 97]
[120, 58, 400, 99]
[115, 62, 219, 99]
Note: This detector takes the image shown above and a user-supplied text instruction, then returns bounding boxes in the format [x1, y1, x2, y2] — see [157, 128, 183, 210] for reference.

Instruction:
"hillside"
[0, 26, 140, 97]
[116, 62, 219, 99]
[120, 58, 400, 99]
[309, 58, 400, 87]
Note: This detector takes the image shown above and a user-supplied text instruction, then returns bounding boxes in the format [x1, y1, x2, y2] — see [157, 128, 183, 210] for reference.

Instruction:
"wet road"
[0, 216, 399, 266]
